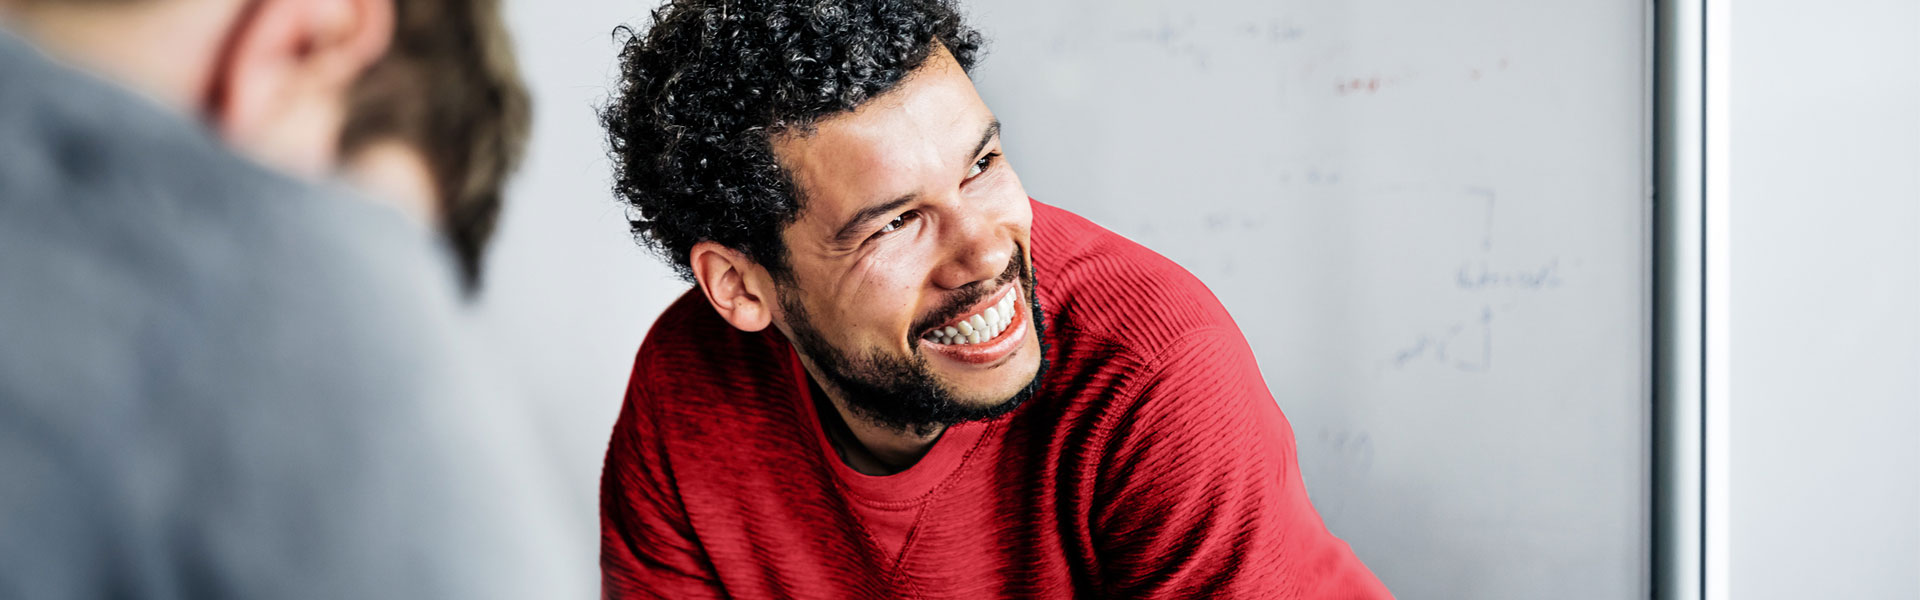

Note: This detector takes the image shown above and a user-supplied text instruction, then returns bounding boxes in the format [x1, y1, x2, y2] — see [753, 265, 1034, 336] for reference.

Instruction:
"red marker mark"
[1335, 76, 1385, 94]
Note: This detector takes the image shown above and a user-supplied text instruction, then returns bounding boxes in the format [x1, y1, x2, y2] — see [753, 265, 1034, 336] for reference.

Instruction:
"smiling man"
[599, 1, 1388, 598]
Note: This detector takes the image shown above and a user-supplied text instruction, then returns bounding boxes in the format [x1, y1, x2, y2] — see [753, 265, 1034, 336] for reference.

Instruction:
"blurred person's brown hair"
[337, 0, 529, 292]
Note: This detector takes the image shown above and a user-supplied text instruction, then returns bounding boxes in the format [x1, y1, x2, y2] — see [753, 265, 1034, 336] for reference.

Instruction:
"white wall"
[1726, 0, 1920, 597]
[477, 1, 684, 590]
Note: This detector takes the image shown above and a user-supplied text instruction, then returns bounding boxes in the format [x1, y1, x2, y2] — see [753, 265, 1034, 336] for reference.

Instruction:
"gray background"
[1727, 0, 1920, 597]
[483, 0, 1654, 596]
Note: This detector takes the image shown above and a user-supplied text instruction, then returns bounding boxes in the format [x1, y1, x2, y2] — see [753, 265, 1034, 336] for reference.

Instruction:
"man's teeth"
[926, 291, 1018, 346]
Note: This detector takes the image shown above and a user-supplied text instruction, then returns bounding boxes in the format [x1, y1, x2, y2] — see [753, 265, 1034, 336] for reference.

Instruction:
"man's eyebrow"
[831, 193, 918, 246]
[968, 119, 1001, 165]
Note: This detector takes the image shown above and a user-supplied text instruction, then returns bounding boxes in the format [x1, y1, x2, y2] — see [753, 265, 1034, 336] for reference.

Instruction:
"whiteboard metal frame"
[1653, 0, 1709, 598]
[1654, 0, 1735, 595]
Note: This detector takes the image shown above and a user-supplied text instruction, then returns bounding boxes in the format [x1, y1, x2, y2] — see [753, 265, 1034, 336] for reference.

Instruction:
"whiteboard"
[964, 0, 1651, 597]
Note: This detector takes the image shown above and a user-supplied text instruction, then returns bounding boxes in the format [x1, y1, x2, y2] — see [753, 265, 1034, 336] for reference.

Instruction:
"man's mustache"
[912, 248, 1026, 337]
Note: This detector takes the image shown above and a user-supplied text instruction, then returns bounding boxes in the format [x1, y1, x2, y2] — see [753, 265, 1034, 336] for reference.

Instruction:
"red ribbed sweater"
[601, 200, 1390, 598]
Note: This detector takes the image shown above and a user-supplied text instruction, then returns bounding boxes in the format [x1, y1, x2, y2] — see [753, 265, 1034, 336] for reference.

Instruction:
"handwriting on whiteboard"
[1392, 305, 1494, 372]
[1457, 258, 1563, 291]
[1112, 16, 1307, 69]
[1388, 186, 1564, 373]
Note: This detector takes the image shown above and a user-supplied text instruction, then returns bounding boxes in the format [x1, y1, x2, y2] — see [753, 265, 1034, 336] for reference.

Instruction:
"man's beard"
[779, 248, 1047, 437]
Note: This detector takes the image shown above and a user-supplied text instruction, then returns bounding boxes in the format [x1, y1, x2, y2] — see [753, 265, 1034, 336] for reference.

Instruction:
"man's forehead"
[775, 50, 991, 229]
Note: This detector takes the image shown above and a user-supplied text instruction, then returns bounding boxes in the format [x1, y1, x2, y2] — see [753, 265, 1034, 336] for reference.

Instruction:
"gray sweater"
[0, 30, 574, 598]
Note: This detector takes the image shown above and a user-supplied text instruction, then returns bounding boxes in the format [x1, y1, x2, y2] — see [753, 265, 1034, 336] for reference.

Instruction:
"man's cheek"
[850, 248, 935, 322]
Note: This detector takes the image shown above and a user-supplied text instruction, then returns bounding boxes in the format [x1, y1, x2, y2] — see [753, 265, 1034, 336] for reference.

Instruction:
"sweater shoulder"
[1029, 200, 1243, 363]
[625, 288, 794, 419]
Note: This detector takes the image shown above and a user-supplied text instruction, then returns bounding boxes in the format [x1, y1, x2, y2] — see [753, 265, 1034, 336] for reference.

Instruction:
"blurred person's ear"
[210, 0, 393, 177]
[691, 241, 776, 333]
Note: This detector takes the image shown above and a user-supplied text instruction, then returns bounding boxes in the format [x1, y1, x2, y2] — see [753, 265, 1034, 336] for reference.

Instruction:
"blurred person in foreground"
[597, 0, 1389, 597]
[0, 0, 574, 598]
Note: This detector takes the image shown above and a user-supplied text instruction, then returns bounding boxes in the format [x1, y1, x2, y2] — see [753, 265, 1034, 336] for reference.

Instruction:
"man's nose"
[930, 210, 1013, 291]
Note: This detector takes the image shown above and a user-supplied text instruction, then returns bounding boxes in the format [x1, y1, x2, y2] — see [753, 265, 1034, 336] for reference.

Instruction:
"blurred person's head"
[337, 0, 529, 291]
[1, 0, 529, 291]
[605, 0, 1044, 436]
[0, 0, 394, 177]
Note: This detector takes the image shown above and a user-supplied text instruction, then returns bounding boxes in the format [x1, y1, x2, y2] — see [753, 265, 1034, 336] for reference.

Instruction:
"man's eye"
[878, 212, 914, 234]
[967, 152, 999, 179]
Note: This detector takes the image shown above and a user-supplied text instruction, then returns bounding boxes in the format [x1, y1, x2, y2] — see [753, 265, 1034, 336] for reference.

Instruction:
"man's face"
[768, 45, 1043, 434]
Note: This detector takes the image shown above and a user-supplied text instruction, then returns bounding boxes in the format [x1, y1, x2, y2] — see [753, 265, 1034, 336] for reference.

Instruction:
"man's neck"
[808, 378, 944, 476]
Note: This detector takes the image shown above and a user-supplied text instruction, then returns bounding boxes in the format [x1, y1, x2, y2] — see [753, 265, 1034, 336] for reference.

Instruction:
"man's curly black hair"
[603, 0, 984, 282]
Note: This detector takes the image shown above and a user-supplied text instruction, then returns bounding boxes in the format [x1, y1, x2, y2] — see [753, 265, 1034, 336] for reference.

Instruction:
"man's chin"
[925, 388, 1032, 430]
[938, 388, 1025, 414]
[932, 365, 1042, 419]
[925, 358, 1038, 406]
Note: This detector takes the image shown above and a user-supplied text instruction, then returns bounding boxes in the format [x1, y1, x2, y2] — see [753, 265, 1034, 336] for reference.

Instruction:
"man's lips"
[920, 283, 1016, 338]
[918, 284, 1027, 364]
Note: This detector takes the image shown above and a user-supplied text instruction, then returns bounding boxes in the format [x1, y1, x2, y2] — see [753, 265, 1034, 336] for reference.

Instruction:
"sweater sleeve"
[1092, 327, 1392, 599]
[600, 374, 727, 599]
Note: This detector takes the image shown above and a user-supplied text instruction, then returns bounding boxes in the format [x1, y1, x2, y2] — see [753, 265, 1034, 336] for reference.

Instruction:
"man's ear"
[207, 0, 393, 176]
[690, 241, 776, 333]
